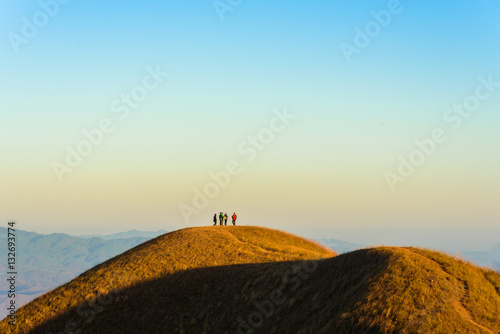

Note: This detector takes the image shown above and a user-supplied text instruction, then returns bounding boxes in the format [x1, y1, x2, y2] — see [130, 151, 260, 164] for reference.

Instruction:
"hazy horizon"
[8, 224, 500, 255]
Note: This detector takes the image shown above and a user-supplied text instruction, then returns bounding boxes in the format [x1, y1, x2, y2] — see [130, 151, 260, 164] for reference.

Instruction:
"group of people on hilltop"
[213, 212, 237, 226]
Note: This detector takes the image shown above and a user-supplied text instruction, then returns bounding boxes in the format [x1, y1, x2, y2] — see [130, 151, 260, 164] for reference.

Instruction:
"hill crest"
[2, 226, 499, 334]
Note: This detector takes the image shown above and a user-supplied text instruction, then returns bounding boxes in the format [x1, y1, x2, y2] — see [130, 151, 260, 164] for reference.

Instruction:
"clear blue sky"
[1, 1, 499, 248]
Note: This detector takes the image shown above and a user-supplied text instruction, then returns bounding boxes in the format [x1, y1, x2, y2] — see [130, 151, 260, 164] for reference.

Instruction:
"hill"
[0, 227, 163, 319]
[2, 227, 499, 333]
[0, 226, 333, 333]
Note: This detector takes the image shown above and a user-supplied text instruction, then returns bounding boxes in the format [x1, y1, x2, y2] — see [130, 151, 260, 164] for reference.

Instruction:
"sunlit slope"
[0, 226, 334, 333]
[2, 227, 500, 333]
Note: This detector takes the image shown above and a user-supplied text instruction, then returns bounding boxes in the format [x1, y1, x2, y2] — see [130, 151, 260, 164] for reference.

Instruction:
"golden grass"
[332, 247, 500, 333]
[1, 227, 499, 334]
[0, 226, 333, 333]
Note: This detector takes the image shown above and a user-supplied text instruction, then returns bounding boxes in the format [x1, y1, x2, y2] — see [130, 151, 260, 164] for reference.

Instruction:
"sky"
[1, 1, 499, 249]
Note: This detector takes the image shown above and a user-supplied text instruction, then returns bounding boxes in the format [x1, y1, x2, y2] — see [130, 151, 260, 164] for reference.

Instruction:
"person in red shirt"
[232, 213, 237, 225]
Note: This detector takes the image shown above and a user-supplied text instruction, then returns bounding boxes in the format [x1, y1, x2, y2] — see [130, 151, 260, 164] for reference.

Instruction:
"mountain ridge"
[1, 226, 499, 333]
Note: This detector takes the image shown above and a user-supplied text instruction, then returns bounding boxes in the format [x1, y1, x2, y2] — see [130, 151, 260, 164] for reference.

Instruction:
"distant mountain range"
[313, 238, 365, 254]
[460, 248, 500, 271]
[0, 228, 166, 319]
[314, 237, 500, 271]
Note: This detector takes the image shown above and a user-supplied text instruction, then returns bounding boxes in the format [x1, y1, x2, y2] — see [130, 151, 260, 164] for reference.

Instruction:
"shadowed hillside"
[2, 227, 499, 333]
[0, 226, 333, 333]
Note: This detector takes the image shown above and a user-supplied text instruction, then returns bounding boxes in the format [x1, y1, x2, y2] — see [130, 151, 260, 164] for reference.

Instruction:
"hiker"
[224, 213, 228, 226]
[232, 213, 237, 225]
[213, 214, 217, 226]
[219, 212, 224, 226]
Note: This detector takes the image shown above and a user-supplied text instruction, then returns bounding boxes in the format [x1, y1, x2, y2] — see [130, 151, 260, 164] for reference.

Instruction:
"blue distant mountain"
[460, 248, 500, 271]
[314, 237, 500, 271]
[0, 227, 166, 319]
[314, 238, 365, 254]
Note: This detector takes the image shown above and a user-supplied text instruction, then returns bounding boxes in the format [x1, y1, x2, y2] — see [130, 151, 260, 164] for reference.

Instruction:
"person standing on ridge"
[232, 213, 237, 225]
[219, 212, 224, 226]
[224, 213, 228, 226]
[213, 214, 217, 226]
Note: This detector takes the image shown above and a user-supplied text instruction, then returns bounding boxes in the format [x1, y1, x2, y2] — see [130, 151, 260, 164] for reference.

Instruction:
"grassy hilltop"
[1, 226, 499, 333]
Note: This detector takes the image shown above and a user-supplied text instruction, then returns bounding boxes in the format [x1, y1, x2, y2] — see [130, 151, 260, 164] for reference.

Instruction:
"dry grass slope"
[333, 247, 500, 333]
[1, 227, 499, 334]
[0, 226, 334, 333]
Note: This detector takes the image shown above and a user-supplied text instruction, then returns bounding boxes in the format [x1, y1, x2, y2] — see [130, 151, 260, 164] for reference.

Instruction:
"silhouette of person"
[224, 213, 228, 226]
[213, 214, 217, 226]
[232, 213, 237, 225]
[219, 212, 224, 226]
